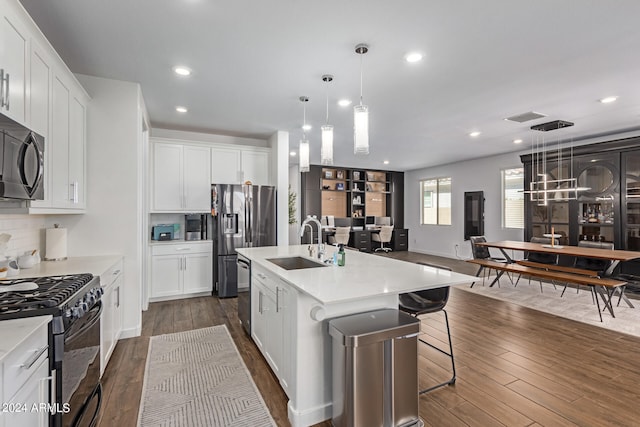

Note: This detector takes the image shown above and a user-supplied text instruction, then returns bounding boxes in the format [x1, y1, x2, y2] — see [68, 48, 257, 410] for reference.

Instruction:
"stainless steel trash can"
[328, 308, 422, 427]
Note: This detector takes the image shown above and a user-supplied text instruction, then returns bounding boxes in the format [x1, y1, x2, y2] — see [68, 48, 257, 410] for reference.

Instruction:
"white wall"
[268, 131, 289, 246]
[405, 151, 525, 259]
[0, 215, 46, 259]
[48, 74, 146, 338]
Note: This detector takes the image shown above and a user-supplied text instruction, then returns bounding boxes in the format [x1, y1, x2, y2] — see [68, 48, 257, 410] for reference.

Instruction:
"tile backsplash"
[0, 214, 46, 259]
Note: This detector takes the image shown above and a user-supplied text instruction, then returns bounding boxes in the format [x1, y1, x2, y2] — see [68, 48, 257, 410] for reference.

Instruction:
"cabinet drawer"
[151, 242, 212, 256]
[253, 264, 279, 293]
[101, 258, 124, 289]
[3, 323, 49, 399]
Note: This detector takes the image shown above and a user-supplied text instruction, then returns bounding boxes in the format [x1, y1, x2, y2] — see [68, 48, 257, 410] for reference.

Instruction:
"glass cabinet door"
[624, 151, 640, 250]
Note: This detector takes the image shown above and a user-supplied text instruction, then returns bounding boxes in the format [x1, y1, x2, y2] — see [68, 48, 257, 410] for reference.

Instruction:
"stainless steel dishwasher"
[237, 254, 251, 334]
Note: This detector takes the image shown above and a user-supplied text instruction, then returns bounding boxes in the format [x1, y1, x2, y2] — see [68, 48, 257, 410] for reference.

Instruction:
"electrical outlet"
[413, 238, 417, 244]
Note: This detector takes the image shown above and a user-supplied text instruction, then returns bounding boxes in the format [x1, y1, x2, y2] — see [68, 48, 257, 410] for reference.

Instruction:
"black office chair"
[399, 262, 455, 394]
[469, 236, 509, 287]
[561, 241, 614, 301]
[516, 236, 559, 293]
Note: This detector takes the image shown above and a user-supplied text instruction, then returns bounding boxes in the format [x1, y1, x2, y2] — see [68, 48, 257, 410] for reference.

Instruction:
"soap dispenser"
[337, 244, 346, 267]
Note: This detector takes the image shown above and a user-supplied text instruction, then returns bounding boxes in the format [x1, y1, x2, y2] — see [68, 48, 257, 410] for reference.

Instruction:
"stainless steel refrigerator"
[212, 184, 276, 297]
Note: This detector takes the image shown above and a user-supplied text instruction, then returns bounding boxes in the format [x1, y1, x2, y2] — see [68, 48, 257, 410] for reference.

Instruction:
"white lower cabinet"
[251, 265, 291, 394]
[1, 317, 51, 427]
[100, 258, 123, 375]
[150, 242, 213, 300]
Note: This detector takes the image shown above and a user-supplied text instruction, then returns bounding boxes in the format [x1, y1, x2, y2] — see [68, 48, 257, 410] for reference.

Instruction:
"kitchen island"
[236, 245, 476, 427]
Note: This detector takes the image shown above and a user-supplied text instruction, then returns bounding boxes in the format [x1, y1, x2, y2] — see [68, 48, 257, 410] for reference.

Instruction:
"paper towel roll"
[46, 227, 68, 261]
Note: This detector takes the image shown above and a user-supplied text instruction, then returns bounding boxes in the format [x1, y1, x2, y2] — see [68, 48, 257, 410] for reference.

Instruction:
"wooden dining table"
[475, 240, 640, 317]
[476, 240, 640, 276]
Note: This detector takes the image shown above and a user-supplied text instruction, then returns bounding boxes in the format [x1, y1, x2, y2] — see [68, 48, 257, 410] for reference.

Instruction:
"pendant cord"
[359, 53, 364, 106]
[325, 82, 329, 125]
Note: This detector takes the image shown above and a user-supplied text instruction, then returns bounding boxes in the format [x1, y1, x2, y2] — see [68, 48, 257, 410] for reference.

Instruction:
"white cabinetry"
[0, 0, 29, 124]
[150, 241, 212, 300]
[0, 317, 51, 427]
[151, 141, 211, 212]
[0, 0, 89, 214]
[251, 264, 291, 394]
[211, 146, 270, 185]
[100, 258, 123, 376]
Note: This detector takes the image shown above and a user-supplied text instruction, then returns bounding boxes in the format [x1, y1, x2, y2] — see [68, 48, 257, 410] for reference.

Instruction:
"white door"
[101, 285, 115, 374]
[152, 143, 183, 211]
[51, 75, 70, 207]
[241, 150, 270, 185]
[5, 357, 50, 427]
[68, 95, 86, 208]
[0, 7, 28, 123]
[251, 281, 267, 352]
[29, 41, 51, 138]
[183, 252, 212, 294]
[183, 145, 211, 212]
[211, 147, 241, 184]
[150, 255, 182, 298]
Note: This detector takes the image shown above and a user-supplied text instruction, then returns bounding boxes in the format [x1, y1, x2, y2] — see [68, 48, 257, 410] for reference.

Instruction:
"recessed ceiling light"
[302, 124, 312, 131]
[383, 160, 390, 165]
[338, 99, 352, 107]
[469, 131, 481, 137]
[173, 66, 192, 76]
[405, 52, 423, 63]
[599, 96, 618, 104]
[176, 106, 188, 113]
[290, 151, 296, 157]
[513, 139, 523, 144]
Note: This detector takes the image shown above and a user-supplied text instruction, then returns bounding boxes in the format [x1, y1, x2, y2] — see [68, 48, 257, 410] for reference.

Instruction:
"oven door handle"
[65, 301, 103, 344]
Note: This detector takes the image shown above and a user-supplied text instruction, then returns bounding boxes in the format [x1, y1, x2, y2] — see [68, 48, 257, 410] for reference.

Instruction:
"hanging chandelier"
[524, 120, 590, 206]
[321, 75, 334, 165]
[299, 96, 310, 173]
[354, 43, 369, 155]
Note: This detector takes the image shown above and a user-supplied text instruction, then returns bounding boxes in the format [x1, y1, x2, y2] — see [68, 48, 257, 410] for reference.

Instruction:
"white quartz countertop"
[0, 316, 52, 363]
[8, 255, 122, 280]
[237, 245, 476, 304]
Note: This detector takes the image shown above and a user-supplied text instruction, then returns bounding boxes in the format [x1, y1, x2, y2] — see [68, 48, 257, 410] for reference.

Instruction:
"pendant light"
[321, 74, 334, 165]
[354, 43, 369, 155]
[299, 96, 310, 173]
[524, 120, 590, 205]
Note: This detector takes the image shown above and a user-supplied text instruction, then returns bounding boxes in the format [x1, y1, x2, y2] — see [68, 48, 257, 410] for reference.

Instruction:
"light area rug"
[458, 275, 640, 338]
[137, 325, 276, 427]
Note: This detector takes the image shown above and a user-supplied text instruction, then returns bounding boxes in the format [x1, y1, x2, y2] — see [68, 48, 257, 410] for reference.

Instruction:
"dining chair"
[328, 226, 350, 246]
[371, 225, 393, 252]
[469, 236, 509, 287]
[516, 236, 559, 293]
[398, 262, 455, 394]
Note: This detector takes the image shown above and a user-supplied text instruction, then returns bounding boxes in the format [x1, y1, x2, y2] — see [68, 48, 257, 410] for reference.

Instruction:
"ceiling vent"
[530, 120, 574, 132]
[504, 111, 547, 123]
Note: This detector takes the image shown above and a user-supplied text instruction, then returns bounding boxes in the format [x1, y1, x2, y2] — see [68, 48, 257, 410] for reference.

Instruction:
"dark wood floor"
[97, 252, 640, 426]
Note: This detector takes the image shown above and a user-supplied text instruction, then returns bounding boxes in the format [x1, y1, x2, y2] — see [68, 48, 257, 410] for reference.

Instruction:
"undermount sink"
[267, 256, 327, 270]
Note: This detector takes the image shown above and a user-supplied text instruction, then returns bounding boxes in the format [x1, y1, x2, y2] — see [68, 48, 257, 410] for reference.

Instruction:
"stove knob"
[65, 309, 72, 318]
[85, 293, 96, 305]
[80, 301, 88, 313]
[72, 306, 83, 318]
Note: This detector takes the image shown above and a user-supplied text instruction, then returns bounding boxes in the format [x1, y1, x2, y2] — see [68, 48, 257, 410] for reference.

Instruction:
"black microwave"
[0, 112, 44, 200]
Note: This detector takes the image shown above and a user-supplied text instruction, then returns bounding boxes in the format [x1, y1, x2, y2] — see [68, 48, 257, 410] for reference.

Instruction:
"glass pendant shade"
[299, 138, 310, 172]
[321, 125, 334, 165]
[353, 104, 369, 155]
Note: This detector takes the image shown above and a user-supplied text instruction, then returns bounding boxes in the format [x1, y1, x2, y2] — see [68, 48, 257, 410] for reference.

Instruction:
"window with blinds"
[420, 177, 452, 225]
[503, 168, 524, 229]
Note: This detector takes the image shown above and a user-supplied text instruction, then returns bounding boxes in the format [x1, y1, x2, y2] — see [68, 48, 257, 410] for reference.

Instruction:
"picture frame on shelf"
[353, 171, 360, 180]
[336, 183, 344, 191]
[337, 170, 344, 179]
[324, 170, 334, 179]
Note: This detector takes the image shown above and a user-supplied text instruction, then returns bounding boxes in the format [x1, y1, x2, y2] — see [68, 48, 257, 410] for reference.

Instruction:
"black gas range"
[0, 273, 103, 427]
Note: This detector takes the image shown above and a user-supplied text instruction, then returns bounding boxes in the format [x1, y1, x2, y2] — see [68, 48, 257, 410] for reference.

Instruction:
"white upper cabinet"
[151, 140, 211, 212]
[210, 146, 242, 184]
[210, 145, 271, 186]
[0, 0, 90, 214]
[0, 1, 28, 124]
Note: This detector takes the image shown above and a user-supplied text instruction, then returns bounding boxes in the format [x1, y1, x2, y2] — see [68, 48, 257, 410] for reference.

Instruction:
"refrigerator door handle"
[247, 194, 253, 244]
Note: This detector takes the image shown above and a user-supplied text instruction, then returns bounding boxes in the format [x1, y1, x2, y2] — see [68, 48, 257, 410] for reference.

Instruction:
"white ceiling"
[19, 0, 640, 171]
